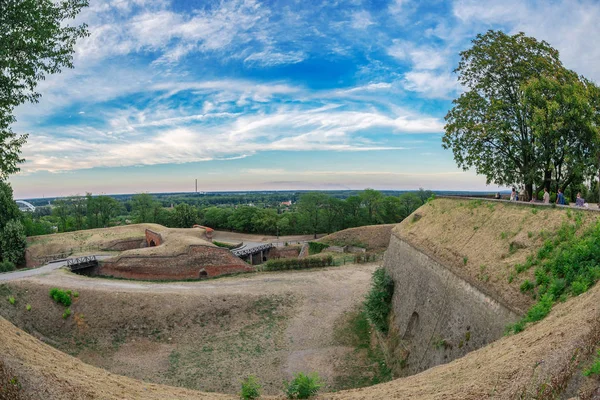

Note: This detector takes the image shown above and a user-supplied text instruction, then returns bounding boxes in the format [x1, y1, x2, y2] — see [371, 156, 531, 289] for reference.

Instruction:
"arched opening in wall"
[262, 255, 267, 262]
[403, 311, 420, 339]
[199, 270, 208, 279]
[149, 240, 156, 247]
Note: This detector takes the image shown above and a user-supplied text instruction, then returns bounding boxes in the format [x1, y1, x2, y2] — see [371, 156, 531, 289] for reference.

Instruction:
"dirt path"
[0, 255, 112, 282]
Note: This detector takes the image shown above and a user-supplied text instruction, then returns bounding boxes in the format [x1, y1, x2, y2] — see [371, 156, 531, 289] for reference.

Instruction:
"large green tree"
[0, 0, 89, 178]
[443, 30, 599, 199]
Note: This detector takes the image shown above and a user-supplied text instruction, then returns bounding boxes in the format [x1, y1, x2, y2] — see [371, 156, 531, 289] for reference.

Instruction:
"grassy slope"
[318, 224, 396, 251]
[394, 198, 600, 314]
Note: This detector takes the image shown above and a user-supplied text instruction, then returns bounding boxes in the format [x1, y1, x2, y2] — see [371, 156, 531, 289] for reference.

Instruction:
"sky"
[9, 0, 600, 199]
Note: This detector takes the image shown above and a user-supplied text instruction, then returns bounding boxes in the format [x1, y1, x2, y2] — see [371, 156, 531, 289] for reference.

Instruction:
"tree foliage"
[0, 0, 89, 178]
[443, 30, 600, 199]
[0, 219, 26, 265]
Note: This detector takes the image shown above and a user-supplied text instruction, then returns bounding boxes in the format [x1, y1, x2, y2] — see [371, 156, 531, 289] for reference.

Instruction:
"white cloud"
[403, 71, 460, 99]
[244, 49, 306, 67]
[388, 40, 447, 70]
[351, 10, 375, 29]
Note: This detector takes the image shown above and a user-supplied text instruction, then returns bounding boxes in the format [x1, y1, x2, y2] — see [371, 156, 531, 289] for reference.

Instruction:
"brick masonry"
[145, 229, 163, 247]
[98, 245, 253, 280]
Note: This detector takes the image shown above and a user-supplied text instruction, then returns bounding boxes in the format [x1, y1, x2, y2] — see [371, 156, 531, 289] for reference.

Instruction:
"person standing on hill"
[556, 189, 566, 205]
[543, 188, 550, 204]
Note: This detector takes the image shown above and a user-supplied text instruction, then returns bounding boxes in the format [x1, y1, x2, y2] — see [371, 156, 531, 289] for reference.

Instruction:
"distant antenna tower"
[195, 179, 198, 193]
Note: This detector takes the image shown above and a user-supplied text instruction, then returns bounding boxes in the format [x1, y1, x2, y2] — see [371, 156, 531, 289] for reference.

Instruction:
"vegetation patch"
[260, 256, 334, 271]
[49, 288, 72, 307]
[283, 372, 322, 399]
[213, 241, 238, 250]
[583, 349, 600, 377]
[364, 267, 394, 334]
[308, 241, 329, 255]
[507, 220, 600, 334]
[0, 361, 23, 399]
[240, 375, 262, 399]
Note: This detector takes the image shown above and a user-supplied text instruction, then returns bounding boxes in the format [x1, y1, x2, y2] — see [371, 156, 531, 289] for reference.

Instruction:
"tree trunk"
[544, 170, 552, 191]
[526, 183, 533, 201]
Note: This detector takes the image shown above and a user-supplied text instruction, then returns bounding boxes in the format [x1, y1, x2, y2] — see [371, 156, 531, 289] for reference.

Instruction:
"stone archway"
[149, 240, 156, 247]
[199, 270, 208, 279]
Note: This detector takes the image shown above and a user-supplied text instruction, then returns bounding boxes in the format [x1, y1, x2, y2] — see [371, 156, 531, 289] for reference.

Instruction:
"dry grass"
[319, 224, 396, 251]
[394, 198, 600, 314]
[26, 224, 213, 261]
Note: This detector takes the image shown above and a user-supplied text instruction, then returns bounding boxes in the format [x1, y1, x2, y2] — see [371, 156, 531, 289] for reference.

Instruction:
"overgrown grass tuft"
[583, 349, 600, 377]
[49, 288, 72, 306]
[308, 242, 329, 255]
[364, 267, 394, 334]
[240, 375, 261, 399]
[284, 372, 322, 399]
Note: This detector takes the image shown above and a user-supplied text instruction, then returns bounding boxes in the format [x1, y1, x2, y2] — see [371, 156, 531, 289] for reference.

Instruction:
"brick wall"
[270, 246, 300, 259]
[145, 229, 162, 247]
[98, 245, 253, 280]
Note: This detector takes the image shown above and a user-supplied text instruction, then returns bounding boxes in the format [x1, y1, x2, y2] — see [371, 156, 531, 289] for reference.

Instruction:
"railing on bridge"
[67, 255, 99, 271]
[231, 243, 273, 257]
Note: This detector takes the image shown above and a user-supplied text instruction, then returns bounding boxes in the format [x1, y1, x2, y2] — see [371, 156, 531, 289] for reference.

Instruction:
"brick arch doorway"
[199, 269, 208, 279]
[149, 240, 156, 247]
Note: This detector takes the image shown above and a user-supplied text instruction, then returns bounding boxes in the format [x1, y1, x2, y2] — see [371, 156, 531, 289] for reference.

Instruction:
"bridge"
[16, 200, 35, 212]
[231, 243, 273, 265]
[67, 255, 99, 272]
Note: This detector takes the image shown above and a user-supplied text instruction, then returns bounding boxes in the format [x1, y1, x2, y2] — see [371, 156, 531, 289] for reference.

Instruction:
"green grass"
[364, 267, 394, 334]
[7, 296, 15, 305]
[62, 308, 71, 319]
[284, 372, 322, 399]
[25, 304, 31, 311]
[240, 375, 262, 399]
[583, 349, 600, 377]
[49, 288, 72, 306]
[507, 220, 600, 335]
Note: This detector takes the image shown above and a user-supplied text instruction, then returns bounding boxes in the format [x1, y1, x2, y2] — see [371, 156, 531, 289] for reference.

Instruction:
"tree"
[298, 192, 328, 238]
[443, 30, 578, 199]
[171, 203, 199, 228]
[523, 72, 600, 194]
[0, 181, 20, 228]
[0, 219, 27, 265]
[132, 193, 156, 223]
[0, 0, 89, 178]
[398, 192, 423, 219]
[52, 199, 70, 232]
[360, 189, 383, 224]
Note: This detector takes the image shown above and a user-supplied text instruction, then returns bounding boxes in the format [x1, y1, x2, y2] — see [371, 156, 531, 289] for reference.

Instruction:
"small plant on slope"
[584, 349, 600, 377]
[49, 288, 72, 306]
[364, 267, 394, 334]
[62, 308, 71, 319]
[240, 375, 262, 399]
[7, 296, 15, 305]
[284, 372, 322, 399]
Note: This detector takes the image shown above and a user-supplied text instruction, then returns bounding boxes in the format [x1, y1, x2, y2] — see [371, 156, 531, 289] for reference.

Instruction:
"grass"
[7, 296, 15, 305]
[240, 375, 262, 399]
[364, 267, 394, 334]
[284, 372, 322, 399]
[25, 304, 31, 311]
[49, 288, 72, 306]
[507, 220, 600, 335]
[583, 349, 600, 377]
[62, 307, 71, 319]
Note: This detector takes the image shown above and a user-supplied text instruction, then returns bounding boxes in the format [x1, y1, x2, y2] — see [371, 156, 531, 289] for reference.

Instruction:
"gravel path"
[0, 255, 112, 282]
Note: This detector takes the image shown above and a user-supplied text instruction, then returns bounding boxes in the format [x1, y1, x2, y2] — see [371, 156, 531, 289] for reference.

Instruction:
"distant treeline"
[22, 189, 435, 237]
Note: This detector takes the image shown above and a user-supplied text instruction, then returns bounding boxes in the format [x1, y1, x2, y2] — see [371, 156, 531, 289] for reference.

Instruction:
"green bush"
[583, 349, 600, 377]
[0, 260, 15, 273]
[364, 267, 394, 334]
[0, 220, 27, 265]
[261, 256, 334, 272]
[308, 242, 329, 255]
[62, 308, 71, 319]
[240, 375, 261, 399]
[7, 296, 15, 305]
[519, 280, 534, 293]
[284, 372, 322, 399]
[49, 288, 72, 306]
[25, 304, 31, 311]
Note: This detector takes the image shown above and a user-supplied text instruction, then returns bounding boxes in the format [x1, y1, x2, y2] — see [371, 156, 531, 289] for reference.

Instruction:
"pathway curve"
[0, 255, 112, 282]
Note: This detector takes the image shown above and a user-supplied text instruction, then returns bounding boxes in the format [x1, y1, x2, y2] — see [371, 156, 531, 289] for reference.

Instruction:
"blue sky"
[9, 0, 600, 198]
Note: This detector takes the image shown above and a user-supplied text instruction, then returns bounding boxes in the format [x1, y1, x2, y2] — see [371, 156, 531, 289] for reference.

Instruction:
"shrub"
[0, 260, 15, 273]
[261, 256, 334, 272]
[308, 242, 329, 255]
[62, 308, 71, 319]
[284, 372, 322, 399]
[364, 267, 394, 334]
[240, 375, 261, 399]
[8, 296, 15, 305]
[25, 304, 31, 311]
[520, 280, 534, 293]
[49, 288, 72, 307]
[583, 350, 600, 377]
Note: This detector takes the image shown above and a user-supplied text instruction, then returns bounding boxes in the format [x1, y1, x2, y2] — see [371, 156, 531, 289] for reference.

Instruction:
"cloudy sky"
[9, 0, 600, 198]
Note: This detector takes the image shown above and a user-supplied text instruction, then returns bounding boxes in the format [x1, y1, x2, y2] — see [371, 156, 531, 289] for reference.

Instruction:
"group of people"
[502, 187, 588, 207]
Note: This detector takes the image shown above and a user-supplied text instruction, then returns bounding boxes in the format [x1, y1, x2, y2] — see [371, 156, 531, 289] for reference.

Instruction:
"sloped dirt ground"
[0, 264, 378, 397]
[318, 224, 396, 251]
[396, 198, 600, 314]
[2, 272, 600, 399]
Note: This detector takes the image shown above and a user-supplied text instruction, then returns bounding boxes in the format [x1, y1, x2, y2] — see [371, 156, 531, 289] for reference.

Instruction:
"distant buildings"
[280, 200, 292, 206]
